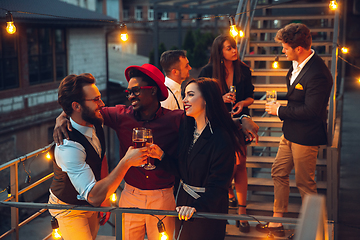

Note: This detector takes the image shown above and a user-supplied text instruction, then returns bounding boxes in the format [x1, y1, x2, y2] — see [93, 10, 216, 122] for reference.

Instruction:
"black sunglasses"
[124, 86, 153, 98]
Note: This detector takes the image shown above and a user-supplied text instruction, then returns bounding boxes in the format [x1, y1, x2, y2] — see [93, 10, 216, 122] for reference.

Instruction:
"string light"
[6, 11, 16, 34]
[272, 56, 279, 69]
[341, 47, 349, 54]
[45, 152, 52, 160]
[7, 186, 11, 198]
[229, 16, 239, 38]
[110, 192, 117, 203]
[329, 1, 338, 10]
[51, 217, 62, 239]
[120, 23, 128, 42]
[157, 219, 169, 240]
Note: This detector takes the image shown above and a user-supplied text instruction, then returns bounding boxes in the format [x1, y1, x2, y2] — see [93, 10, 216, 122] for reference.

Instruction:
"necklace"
[193, 120, 208, 143]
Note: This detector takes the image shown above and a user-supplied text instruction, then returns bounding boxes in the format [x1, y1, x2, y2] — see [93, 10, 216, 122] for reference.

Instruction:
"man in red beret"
[54, 64, 259, 240]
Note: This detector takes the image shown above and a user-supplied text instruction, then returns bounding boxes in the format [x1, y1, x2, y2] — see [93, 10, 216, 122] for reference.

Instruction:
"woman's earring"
[221, 59, 224, 64]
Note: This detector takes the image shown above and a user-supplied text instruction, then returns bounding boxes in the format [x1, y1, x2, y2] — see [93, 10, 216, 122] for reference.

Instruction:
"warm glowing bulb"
[159, 232, 169, 240]
[239, 30, 244, 38]
[272, 61, 279, 69]
[6, 22, 16, 34]
[121, 33, 128, 42]
[229, 25, 238, 38]
[358, 78, 360, 83]
[329, 1, 338, 10]
[341, 47, 349, 54]
[52, 229, 62, 239]
[8, 193, 11, 197]
[46, 152, 51, 160]
[110, 193, 117, 202]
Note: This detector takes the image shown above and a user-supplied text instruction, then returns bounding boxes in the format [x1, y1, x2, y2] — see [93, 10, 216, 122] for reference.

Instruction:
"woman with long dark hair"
[199, 34, 254, 233]
[151, 77, 245, 240]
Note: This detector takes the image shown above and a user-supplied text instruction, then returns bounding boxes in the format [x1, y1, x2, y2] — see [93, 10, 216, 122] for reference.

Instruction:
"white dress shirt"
[277, 49, 315, 116]
[161, 76, 183, 110]
[54, 118, 102, 201]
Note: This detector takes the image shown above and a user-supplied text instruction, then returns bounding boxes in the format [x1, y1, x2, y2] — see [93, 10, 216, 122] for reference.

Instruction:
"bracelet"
[239, 114, 251, 124]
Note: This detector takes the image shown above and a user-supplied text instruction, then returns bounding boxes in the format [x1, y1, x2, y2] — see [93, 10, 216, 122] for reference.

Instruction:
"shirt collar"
[292, 49, 315, 71]
[70, 117, 94, 138]
[165, 76, 181, 90]
[133, 104, 164, 122]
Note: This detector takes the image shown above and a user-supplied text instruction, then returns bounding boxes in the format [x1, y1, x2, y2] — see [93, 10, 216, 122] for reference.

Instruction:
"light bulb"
[51, 217, 62, 239]
[272, 61, 279, 69]
[159, 231, 169, 240]
[229, 25, 238, 38]
[239, 30, 244, 38]
[329, 1, 338, 10]
[341, 47, 349, 54]
[121, 33, 128, 42]
[6, 12, 16, 34]
[52, 228, 62, 239]
[110, 193, 117, 203]
[46, 152, 51, 160]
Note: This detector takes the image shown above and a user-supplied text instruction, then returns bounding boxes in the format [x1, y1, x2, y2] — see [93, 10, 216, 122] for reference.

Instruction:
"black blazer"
[279, 53, 333, 146]
[159, 122, 235, 240]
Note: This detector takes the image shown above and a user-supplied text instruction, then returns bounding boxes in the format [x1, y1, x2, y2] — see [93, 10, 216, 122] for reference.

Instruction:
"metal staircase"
[225, 0, 338, 238]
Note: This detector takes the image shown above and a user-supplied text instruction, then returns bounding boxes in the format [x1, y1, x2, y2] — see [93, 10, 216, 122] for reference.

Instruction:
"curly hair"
[275, 23, 312, 50]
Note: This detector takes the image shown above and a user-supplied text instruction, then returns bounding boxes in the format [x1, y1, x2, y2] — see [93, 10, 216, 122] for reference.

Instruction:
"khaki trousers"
[271, 135, 319, 213]
[119, 183, 175, 240]
[48, 192, 100, 240]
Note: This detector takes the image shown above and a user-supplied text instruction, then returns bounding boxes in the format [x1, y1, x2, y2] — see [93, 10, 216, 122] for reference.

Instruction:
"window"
[161, 12, 169, 20]
[123, 8, 129, 20]
[148, 6, 154, 21]
[0, 28, 19, 90]
[27, 28, 66, 85]
[135, 6, 143, 20]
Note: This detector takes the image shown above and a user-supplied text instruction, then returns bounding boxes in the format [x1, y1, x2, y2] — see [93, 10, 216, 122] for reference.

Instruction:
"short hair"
[128, 69, 162, 101]
[160, 50, 187, 76]
[275, 23, 312, 50]
[58, 73, 95, 116]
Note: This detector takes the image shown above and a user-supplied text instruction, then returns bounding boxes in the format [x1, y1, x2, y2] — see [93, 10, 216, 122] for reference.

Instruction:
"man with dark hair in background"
[160, 50, 192, 110]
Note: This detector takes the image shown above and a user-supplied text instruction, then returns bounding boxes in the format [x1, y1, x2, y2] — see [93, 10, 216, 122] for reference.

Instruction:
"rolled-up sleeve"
[55, 140, 96, 201]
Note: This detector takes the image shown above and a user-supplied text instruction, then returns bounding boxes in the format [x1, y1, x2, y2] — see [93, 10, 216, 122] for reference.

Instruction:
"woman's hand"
[241, 118, 259, 144]
[122, 146, 148, 168]
[222, 92, 236, 104]
[176, 206, 196, 221]
[53, 111, 71, 145]
[232, 101, 244, 115]
[148, 144, 164, 160]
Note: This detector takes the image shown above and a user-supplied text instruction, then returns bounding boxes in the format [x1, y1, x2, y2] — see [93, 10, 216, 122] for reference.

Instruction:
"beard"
[81, 104, 103, 126]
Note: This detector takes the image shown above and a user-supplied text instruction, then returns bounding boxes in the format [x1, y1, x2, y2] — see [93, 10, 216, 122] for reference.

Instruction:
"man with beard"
[53, 65, 259, 240]
[48, 73, 148, 240]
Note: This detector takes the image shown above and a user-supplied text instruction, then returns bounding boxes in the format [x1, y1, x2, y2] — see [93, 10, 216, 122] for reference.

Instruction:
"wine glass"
[266, 90, 277, 103]
[144, 129, 156, 170]
[229, 86, 236, 117]
[132, 127, 146, 149]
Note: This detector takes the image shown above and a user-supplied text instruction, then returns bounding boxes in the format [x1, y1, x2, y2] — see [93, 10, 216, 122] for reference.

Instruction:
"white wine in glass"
[266, 90, 277, 103]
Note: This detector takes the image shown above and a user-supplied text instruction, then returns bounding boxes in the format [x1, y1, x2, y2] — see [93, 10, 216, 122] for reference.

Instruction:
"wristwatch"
[239, 114, 251, 124]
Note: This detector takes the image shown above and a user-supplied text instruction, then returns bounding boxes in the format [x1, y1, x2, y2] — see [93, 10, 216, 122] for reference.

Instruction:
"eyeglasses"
[84, 96, 103, 104]
[124, 86, 153, 98]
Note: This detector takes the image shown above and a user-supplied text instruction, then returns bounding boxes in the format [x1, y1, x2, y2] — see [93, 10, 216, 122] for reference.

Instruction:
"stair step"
[225, 223, 295, 240]
[252, 117, 283, 128]
[248, 177, 327, 193]
[246, 156, 327, 168]
[252, 69, 288, 77]
[253, 84, 287, 93]
[251, 27, 333, 34]
[258, 2, 329, 9]
[244, 54, 332, 61]
[248, 100, 287, 110]
[249, 136, 281, 147]
[253, 14, 334, 21]
[250, 40, 333, 47]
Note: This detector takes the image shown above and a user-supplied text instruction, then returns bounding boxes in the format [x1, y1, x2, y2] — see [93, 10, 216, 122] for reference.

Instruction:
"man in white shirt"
[160, 50, 192, 110]
[48, 73, 148, 240]
[258, 23, 333, 236]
